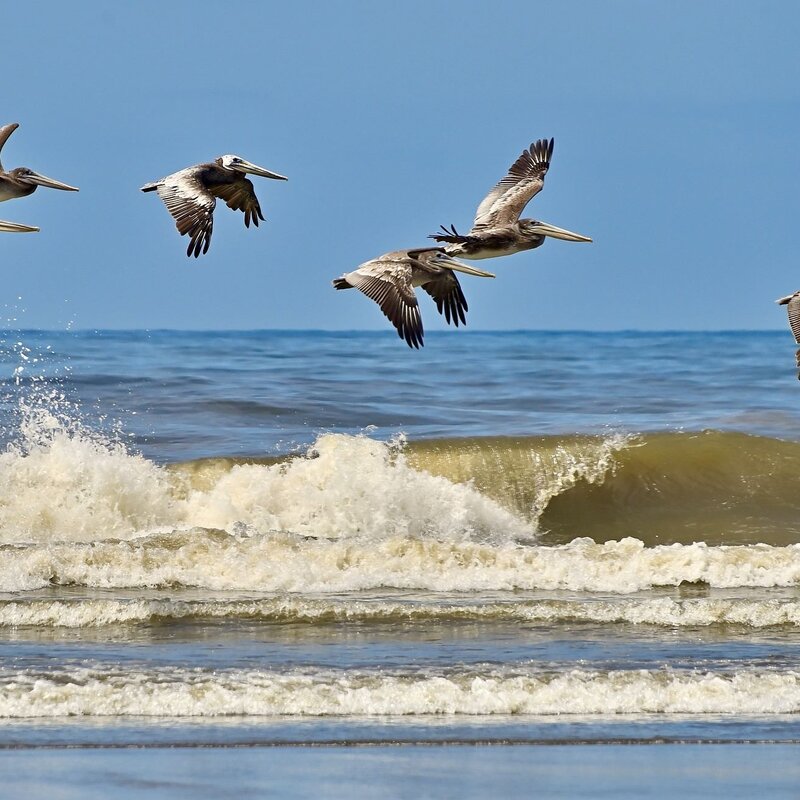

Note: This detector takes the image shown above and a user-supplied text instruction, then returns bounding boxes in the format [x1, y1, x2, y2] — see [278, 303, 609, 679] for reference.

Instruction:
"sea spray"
[0, 410, 533, 546]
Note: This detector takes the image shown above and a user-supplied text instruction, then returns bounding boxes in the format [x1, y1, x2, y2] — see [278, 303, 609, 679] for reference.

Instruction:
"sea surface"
[1, 329, 799, 796]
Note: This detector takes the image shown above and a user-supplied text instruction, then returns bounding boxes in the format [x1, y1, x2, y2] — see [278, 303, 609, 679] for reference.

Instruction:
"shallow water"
[0, 330, 799, 773]
[3, 744, 800, 800]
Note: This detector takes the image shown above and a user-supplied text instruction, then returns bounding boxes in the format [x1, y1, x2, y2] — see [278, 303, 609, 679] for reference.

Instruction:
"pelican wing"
[347, 259, 423, 348]
[155, 169, 216, 258]
[778, 292, 800, 344]
[421, 271, 468, 327]
[210, 177, 265, 228]
[0, 123, 19, 172]
[470, 138, 554, 231]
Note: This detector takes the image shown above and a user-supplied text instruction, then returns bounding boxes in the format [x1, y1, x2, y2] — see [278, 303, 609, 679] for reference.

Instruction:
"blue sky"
[2, 1, 798, 330]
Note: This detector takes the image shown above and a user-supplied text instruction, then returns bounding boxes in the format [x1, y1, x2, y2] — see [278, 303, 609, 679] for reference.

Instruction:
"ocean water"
[1, 330, 799, 793]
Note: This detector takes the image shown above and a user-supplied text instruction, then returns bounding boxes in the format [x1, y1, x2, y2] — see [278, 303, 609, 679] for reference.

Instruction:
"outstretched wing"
[154, 168, 216, 257]
[0, 123, 19, 172]
[471, 138, 554, 231]
[210, 176, 265, 228]
[345, 257, 423, 348]
[421, 271, 467, 327]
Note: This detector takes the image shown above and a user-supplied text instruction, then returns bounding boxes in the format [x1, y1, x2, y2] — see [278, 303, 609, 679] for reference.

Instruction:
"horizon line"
[0, 327, 790, 335]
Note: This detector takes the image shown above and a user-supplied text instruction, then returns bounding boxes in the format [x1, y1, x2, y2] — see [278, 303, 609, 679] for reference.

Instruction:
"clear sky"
[2, 0, 798, 331]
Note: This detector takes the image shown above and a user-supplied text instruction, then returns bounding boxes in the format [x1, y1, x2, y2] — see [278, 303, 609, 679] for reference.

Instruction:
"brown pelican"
[777, 291, 800, 378]
[0, 123, 79, 202]
[332, 247, 494, 348]
[141, 155, 288, 257]
[429, 138, 591, 259]
[0, 220, 38, 232]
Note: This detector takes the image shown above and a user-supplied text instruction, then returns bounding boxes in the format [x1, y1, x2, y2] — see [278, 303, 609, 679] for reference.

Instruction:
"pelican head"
[217, 154, 287, 181]
[520, 219, 592, 243]
[8, 167, 79, 192]
[423, 249, 496, 278]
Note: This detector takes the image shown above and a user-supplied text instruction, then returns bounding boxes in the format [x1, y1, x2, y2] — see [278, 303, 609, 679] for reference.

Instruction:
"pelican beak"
[440, 254, 495, 278]
[234, 160, 288, 181]
[0, 219, 38, 233]
[23, 170, 79, 191]
[530, 221, 592, 242]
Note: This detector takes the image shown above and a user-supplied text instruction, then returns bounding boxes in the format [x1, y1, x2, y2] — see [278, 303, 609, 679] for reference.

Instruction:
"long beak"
[234, 160, 288, 181]
[0, 219, 38, 233]
[440, 254, 495, 278]
[24, 170, 79, 191]
[530, 221, 592, 242]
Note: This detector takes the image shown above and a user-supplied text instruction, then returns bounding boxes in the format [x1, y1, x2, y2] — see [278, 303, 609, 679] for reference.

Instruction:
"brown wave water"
[407, 431, 800, 546]
[174, 431, 800, 548]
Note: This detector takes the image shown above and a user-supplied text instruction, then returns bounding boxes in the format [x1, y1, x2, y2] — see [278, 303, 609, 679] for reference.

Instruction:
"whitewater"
[0, 330, 799, 746]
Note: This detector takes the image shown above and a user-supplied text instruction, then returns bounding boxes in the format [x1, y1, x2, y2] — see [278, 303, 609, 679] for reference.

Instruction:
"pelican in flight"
[333, 247, 494, 349]
[141, 155, 288, 257]
[777, 291, 800, 378]
[0, 220, 38, 233]
[430, 138, 591, 260]
[0, 123, 79, 202]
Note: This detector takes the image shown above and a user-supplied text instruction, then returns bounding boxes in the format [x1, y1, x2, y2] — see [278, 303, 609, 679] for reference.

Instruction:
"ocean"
[1, 330, 799, 797]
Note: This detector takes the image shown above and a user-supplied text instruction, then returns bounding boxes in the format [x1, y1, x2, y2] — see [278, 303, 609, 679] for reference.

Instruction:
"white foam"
[0, 428, 531, 546]
[2, 532, 799, 593]
[1, 665, 798, 717]
[0, 412, 177, 543]
[2, 595, 800, 628]
[180, 434, 531, 542]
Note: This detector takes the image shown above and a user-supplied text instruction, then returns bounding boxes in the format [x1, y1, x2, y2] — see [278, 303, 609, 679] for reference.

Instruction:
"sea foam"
[2, 595, 800, 628]
[2, 532, 799, 593]
[0, 420, 531, 545]
[1, 665, 798, 718]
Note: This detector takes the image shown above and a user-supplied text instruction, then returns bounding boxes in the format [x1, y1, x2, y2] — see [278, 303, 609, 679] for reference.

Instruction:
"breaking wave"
[3, 594, 800, 628]
[2, 664, 799, 718]
[0, 403, 798, 595]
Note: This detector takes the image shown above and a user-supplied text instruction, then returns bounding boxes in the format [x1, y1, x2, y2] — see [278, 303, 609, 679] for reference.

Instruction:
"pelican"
[429, 138, 591, 259]
[0, 123, 79, 202]
[332, 247, 495, 349]
[141, 155, 288, 257]
[777, 291, 800, 378]
[0, 220, 38, 232]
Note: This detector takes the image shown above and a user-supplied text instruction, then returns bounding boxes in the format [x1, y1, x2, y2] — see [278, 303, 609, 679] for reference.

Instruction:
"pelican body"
[430, 138, 590, 260]
[0, 123, 79, 202]
[777, 291, 800, 378]
[141, 155, 287, 257]
[0, 219, 38, 233]
[333, 247, 494, 349]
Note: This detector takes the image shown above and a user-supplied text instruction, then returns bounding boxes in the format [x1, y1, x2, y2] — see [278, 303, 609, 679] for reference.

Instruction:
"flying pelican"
[777, 291, 800, 378]
[141, 155, 288, 257]
[0, 123, 79, 202]
[332, 247, 494, 349]
[0, 220, 38, 232]
[429, 138, 591, 259]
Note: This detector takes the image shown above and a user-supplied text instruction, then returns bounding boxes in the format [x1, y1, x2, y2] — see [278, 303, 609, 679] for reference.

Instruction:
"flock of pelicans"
[3, 122, 800, 364]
